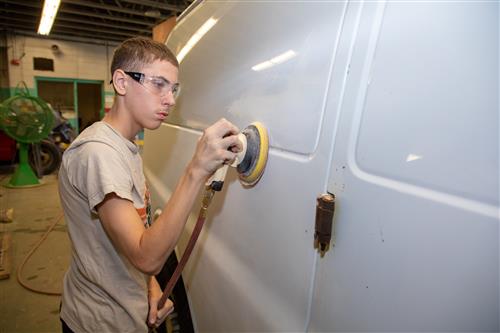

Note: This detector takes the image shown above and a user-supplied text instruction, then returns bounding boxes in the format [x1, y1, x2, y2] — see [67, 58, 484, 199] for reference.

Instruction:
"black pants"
[61, 319, 75, 333]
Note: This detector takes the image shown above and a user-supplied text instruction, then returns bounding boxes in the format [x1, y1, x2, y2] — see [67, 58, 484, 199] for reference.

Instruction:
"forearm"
[98, 119, 241, 275]
[140, 163, 205, 273]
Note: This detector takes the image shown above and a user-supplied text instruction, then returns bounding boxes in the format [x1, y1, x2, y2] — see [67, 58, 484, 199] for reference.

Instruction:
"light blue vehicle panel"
[144, 1, 348, 331]
[315, 1, 498, 331]
[166, 1, 346, 155]
[143, 0, 499, 331]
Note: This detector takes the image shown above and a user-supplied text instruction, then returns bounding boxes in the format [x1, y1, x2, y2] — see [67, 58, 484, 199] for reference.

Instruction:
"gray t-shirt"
[59, 121, 152, 333]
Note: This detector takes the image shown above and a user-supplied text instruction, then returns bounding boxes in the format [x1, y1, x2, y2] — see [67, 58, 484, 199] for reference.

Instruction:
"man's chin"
[144, 120, 164, 131]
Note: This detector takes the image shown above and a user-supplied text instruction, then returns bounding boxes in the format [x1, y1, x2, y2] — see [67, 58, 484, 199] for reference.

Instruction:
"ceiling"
[0, 0, 194, 45]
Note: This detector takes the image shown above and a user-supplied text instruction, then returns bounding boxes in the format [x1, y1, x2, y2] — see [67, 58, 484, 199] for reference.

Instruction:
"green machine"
[0, 83, 54, 187]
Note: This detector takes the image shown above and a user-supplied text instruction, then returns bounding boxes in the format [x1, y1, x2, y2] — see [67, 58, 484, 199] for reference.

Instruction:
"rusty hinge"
[314, 193, 335, 257]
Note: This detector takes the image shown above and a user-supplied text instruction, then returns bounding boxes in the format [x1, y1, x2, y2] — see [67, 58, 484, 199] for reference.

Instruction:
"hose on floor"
[16, 213, 64, 296]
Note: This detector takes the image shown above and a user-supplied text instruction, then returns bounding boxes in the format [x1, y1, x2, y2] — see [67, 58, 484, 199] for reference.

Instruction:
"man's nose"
[161, 90, 175, 106]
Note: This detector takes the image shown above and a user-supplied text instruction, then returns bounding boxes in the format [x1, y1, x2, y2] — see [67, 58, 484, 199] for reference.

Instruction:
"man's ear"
[112, 69, 128, 96]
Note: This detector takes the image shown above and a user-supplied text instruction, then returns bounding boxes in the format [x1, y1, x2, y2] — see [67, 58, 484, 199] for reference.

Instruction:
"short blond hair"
[110, 37, 179, 76]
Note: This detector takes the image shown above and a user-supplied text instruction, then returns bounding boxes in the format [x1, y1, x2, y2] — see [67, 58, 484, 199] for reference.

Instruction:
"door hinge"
[314, 193, 335, 257]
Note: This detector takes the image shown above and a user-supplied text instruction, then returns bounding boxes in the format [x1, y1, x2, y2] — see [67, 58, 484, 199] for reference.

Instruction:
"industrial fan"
[0, 83, 54, 187]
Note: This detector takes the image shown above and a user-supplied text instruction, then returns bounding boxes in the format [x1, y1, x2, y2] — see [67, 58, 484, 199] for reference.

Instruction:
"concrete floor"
[0, 173, 70, 333]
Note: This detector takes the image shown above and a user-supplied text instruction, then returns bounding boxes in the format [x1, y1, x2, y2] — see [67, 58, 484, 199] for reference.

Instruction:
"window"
[33, 57, 54, 71]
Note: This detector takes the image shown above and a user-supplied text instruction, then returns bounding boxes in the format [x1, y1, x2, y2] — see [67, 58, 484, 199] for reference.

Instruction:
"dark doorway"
[36, 78, 103, 133]
[77, 83, 102, 132]
[0, 38, 9, 101]
[37, 80, 75, 125]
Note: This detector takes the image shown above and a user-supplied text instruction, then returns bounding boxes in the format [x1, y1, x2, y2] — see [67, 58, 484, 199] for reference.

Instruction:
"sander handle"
[205, 132, 247, 192]
[207, 164, 228, 191]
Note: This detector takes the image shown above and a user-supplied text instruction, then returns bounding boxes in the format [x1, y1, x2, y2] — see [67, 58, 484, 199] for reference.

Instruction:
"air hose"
[156, 122, 269, 310]
[157, 187, 215, 310]
[17, 213, 64, 296]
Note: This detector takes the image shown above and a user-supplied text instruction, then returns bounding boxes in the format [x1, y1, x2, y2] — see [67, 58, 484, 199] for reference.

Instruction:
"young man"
[58, 37, 241, 332]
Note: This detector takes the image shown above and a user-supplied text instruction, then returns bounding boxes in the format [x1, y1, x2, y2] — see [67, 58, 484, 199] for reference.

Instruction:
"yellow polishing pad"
[237, 122, 269, 186]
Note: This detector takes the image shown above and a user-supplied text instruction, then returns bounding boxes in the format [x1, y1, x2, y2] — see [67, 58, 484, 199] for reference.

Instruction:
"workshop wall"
[5, 34, 116, 109]
[0, 34, 9, 102]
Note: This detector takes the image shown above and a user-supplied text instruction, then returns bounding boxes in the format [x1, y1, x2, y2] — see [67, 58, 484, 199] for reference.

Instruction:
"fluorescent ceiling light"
[252, 50, 297, 71]
[177, 17, 218, 63]
[144, 9, 161, 18]
[38, 0, 61, 35]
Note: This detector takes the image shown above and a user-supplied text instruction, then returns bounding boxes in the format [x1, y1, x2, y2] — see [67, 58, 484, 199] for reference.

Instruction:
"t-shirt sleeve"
[68, 141, 133, 213]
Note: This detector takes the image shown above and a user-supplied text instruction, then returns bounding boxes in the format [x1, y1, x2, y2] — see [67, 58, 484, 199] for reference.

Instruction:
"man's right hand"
[189, 118, 242, 181]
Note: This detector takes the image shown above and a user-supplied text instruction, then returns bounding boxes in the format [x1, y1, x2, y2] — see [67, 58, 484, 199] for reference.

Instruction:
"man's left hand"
[148, 277, 174, 328]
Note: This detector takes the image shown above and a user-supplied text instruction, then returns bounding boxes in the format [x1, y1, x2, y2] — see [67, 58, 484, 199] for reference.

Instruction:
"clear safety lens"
[125, 71, 180, 98]
[146, 76, 180, 98]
